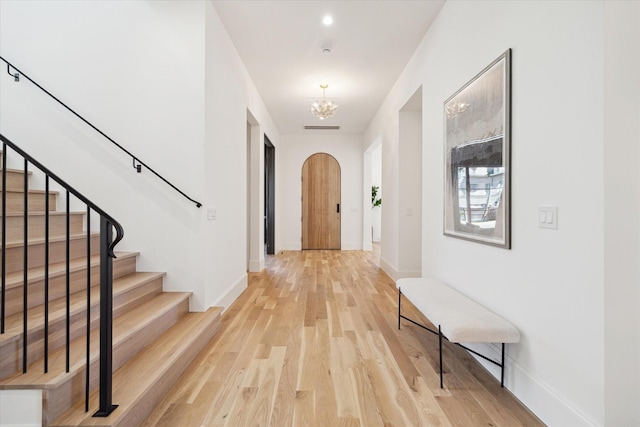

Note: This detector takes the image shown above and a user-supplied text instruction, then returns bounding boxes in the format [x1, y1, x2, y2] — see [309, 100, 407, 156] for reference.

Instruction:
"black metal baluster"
[439, 325, 443, 389]
[0, 134, 124, 418]
[66, 190, 70, 373]
[501, 343, 506, 387]
[1, 142, 6, 334]
[94, 216, 118, 417]
[85, 206, 91, 412]
[397, 289, 401, 330]
[44, 175, 50, 373]
[23, 158, 28, 373]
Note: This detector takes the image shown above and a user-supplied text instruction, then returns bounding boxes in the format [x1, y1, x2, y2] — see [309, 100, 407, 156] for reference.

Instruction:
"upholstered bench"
[396, 277, 520, 388]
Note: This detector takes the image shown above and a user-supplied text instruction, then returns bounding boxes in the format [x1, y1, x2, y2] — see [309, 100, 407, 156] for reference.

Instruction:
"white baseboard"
[379, 257, 420, 282]
[248, 258, 264, 272]
[341, 242, 362, 250]
[394, 269, 421, 280]
[210, 274, 247, 314]
[280, 242, 301, 251]
[379, 256, 398, 280]
[459, 342, 600, 427]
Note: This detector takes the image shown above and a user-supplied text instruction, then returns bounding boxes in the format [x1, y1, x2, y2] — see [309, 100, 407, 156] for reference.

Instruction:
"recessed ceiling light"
[322, 15, 333, 26]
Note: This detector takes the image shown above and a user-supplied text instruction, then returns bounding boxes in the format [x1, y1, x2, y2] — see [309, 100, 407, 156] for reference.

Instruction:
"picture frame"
[443, 49, 511, 248]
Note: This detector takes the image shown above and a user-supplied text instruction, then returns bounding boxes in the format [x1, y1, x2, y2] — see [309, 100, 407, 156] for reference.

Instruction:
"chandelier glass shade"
[310, 84, 338, 120]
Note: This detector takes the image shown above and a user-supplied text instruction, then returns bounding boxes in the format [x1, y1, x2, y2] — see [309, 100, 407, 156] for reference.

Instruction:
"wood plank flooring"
[142, 248, 544, 426]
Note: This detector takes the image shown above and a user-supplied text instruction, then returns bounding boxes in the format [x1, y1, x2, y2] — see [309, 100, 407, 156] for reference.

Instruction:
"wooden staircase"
[0, 154, 222, 426]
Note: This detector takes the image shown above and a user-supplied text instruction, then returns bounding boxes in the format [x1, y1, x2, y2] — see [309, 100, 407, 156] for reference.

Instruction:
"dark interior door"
[264, 136, 275, 255]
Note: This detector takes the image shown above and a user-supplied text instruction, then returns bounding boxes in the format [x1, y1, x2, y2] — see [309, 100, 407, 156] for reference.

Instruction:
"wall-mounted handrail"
[0, 55, 202, 208]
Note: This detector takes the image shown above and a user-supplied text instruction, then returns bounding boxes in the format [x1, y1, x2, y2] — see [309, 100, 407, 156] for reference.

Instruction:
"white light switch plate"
[207, 207, 216, 221]
[538, 206, 558, 229]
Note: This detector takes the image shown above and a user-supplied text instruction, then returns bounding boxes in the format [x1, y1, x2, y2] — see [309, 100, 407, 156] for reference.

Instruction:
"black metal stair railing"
[0, 133, 123, 417]
[0, 55, 202, 208]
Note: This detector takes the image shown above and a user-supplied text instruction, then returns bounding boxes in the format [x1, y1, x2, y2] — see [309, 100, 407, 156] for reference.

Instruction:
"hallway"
[142, 249, 542, 426]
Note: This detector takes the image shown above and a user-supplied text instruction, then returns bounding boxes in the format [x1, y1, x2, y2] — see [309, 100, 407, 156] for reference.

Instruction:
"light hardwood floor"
[142, 248, 544, 426]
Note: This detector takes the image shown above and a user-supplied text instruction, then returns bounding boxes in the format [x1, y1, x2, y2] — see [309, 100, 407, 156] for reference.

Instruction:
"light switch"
[207, 207, 217, 221]
[539, 211, 547, 223]
[538, 206, 558, 229]
[406, 208, 413, 216]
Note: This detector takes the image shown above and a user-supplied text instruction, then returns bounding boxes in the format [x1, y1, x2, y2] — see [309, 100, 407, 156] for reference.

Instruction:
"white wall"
[278, 133, 363, 251]
[365, 1, 612, 425]
[603, 2, 640, 425]
[0, 0, 280, 314]
[0, 0, 209, 309]
[378, 122, 400, 277]
[202, 0, 280, 309]
[398, 109, 422, 278]
[247, 114, 265, 273]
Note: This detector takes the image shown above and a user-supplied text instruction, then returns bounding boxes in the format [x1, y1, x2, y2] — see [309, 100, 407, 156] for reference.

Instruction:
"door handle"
[337, 204, 340, 213]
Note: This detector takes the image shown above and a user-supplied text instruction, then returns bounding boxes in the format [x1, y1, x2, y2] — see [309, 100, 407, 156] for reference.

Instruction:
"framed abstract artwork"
[443, 49, 511, 248]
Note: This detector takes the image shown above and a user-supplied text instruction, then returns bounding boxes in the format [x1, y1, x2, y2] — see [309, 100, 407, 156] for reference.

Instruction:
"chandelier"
[310, 84, 338, 120]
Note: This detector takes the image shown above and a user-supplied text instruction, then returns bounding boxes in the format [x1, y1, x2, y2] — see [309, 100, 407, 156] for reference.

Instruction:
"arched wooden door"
[302, 153, 341, 249]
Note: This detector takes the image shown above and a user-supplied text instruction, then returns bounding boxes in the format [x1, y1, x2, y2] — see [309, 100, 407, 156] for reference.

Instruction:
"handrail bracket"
[7, 64, 19, 82]
[132, 158, 142, 173]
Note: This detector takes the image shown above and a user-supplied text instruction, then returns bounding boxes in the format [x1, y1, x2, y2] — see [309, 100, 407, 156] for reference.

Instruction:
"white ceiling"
[211, 0, 445, 135]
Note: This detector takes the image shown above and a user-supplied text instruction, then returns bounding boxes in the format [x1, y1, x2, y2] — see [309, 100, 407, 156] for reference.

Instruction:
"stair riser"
[0, 299, 101, 381]
[112, 276, 164, 318]
[3, 255, 138, 318]
[1, 213, 84, 243]
[116, 313, 221, 427]
[4, 235, 100, 275]
[0, 274, 161, 381]
[113, 257, 138, 281]
[0, 170, 31, 192]
[43, 297, 189, 425]
[1, 192, 57, 213]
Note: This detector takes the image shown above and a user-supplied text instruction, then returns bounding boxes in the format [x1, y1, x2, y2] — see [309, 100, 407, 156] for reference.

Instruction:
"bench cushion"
[397, 277, 520, 344]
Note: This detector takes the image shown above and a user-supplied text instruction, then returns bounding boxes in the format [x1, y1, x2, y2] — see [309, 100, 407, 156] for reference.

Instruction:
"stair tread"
[0, 168, 33, 174]
[0, 188, 59, 195]
[0, 271, 166, 342]
[50, 306, 222, 427]
[0, 210, 84, 217]
[3, 251, 139, 290]
[1, 231, 99, 249]
[0, 291, 194, 389]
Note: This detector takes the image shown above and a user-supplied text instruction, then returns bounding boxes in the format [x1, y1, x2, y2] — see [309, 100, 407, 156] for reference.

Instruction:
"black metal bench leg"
[501, 343, 505, 387]
[398, 289, 401, 330]
[439, 325, 444, 389]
